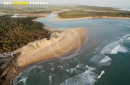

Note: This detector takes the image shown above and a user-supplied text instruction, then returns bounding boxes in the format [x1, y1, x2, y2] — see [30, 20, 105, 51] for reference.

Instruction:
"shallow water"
[14, 13, 130, 85]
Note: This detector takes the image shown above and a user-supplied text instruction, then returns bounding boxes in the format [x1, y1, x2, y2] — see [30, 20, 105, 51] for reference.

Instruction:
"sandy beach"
[50, 16, 130, 21]
[15, 28, 87, 69]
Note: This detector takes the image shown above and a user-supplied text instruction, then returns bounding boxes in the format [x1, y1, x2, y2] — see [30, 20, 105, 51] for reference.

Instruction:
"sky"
[0, 0, 130, 7]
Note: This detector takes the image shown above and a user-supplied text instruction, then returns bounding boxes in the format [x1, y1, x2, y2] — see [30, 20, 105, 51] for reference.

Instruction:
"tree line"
[0, 15, 50, 53]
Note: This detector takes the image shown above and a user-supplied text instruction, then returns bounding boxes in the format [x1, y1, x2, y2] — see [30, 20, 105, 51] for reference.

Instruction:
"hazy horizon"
[0, 0, 130, 7]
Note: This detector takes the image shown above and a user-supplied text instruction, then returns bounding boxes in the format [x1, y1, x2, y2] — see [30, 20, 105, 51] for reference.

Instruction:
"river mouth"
[14, 13, 130, 85]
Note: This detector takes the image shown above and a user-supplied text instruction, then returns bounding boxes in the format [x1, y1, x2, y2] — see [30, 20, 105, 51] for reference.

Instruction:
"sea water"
[13, 13, 130, 85]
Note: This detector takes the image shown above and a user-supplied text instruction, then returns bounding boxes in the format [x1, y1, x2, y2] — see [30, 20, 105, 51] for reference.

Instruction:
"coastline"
[1, 5, 130, 85]
[15, 27, 87, 69]
[33, 16, 47, 21]
[32, 13, 51, 21]
[1, 27, 87, 85]
[50, 16, 130, 21]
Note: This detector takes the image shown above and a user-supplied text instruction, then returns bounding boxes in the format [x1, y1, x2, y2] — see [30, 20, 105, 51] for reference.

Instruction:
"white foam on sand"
[100, 56, 112, 63]
[60, 70, 97, 85]
[111, 45, 129, 54]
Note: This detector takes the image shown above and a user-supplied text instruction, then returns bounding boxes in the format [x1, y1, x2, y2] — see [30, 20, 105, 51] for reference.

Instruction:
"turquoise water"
[14, 13, 130, 85]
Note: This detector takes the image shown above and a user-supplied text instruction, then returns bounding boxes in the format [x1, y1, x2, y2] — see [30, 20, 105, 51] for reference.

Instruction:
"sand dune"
[15, 28, 87, 69]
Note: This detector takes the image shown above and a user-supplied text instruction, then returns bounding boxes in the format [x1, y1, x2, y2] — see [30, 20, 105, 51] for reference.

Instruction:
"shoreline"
[1, 27, 87, 85]
[31, 13, 51, 21]
[0, 25, 87, 85]
[15, 27, 87, 69]
[50, 16, 130, 21]
[33, 16, 47, 21]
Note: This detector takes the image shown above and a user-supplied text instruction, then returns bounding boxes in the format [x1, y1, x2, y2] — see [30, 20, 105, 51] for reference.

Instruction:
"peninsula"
[0, 15, 87, 85]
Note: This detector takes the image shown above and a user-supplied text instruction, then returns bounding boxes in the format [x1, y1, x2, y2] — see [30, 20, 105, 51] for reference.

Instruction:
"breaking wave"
[111, 45, 129, 54]
[13, 65, 44, 85]
[60, 34, 130, 85]
[100, 56, 112, 64]
[98, 70, 105, 79]
[60, 70, 98, 85]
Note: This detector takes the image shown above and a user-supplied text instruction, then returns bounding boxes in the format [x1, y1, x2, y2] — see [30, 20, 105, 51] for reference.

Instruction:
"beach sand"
[15, 28, 87, 69]
[49, 16, 90, 21]
[50, 16, 130, 22]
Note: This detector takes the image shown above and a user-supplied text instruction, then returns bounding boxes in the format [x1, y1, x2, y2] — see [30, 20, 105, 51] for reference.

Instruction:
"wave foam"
[15, 77, 27, 85]
[100, 41, 119, 54]
[100, 34, 130, 55]
[49, 76, 52, 85]
[98, 70, 105, 79]
[86, 65, 96, 71]
[127, 37, 130, 40]
[66, 68, 76, 74]
[100, 56, 112, 63]
[111, 45, 129, 54]
[91, 54, 106, 65]
[120, 34, 130, 42]
[60, 70, 97, 85]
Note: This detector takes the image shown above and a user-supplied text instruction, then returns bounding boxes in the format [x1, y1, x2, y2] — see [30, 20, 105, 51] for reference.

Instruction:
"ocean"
[13, 13, 130, 85]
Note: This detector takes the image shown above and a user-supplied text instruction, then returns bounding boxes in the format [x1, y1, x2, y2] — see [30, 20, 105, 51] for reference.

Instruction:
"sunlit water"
[13, 13, 130, 85]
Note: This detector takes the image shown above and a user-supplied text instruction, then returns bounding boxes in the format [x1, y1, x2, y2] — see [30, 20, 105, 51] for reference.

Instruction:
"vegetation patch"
[0, 15, 50, 53]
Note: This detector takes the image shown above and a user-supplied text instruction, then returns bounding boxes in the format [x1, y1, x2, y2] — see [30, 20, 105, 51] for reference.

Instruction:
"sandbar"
[15, 28, 87, 69]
